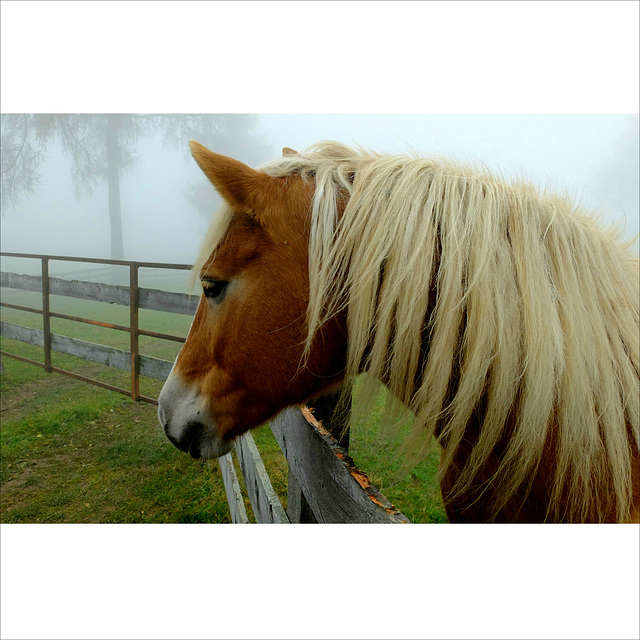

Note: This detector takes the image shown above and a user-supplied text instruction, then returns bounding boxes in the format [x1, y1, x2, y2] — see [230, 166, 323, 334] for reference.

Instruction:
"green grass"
[347, 386, 447, 523]
[1, 288, 445, 523]
[0, 355, 232, 523]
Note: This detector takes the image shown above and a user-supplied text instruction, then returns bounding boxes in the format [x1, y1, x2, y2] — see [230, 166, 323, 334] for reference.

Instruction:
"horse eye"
[201, 279, 229, 302]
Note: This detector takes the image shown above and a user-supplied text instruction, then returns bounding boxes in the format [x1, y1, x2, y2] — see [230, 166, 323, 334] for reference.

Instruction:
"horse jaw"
[157, 371, 233, 459]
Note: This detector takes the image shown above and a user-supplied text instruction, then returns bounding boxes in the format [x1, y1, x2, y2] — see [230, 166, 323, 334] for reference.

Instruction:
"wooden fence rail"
[0, 321, 173, 380]
[0, 271, 201, 315]
[1, 252, 409, 524]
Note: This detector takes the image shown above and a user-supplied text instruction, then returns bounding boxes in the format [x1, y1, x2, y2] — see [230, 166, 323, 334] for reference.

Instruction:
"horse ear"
[282, 147, 298, 156]
[189, 140, 270, 213]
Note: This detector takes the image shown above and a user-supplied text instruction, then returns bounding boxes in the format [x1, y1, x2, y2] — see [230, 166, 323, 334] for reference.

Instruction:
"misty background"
[1, 114, 638, 274]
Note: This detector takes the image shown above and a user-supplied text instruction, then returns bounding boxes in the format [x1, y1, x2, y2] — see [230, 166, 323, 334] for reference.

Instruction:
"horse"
[158, 140, 640, 523]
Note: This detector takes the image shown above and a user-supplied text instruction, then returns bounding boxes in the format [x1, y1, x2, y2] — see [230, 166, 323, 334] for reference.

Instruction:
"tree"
[1, 114, 270, 259]
[1, 114, 48, 209]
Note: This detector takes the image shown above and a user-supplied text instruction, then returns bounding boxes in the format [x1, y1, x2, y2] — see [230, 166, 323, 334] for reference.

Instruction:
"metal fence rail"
[0, 251, 195, 405]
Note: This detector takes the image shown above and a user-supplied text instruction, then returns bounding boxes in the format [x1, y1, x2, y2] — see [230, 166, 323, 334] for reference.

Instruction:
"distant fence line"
[0, 321, 174, 381]
[0, 271, 201, 315]
[0, 252, 196, 403]
[0, 252, 409, 524]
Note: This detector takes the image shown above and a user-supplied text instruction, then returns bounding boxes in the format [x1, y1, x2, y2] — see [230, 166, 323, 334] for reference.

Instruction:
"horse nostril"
[157, 405, 167, 427]
[166, 420, 205, 458]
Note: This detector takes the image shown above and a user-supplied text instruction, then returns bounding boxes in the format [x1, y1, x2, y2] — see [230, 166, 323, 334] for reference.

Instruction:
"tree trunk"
[106, 116, 125, 261]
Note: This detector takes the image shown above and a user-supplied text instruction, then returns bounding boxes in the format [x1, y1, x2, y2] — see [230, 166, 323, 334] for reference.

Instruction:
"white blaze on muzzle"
[157, 371, 233, 459]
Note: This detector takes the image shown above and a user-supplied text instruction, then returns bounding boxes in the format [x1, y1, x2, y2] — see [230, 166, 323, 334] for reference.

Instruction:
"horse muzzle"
[157, 372, 233, 459]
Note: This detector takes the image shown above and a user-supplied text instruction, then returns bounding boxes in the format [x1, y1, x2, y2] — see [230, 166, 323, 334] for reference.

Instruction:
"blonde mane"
[200, 141, 640, 522]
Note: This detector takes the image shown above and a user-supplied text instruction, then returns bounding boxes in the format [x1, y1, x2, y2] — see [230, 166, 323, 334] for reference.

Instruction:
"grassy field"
[1, 287, 446, 523]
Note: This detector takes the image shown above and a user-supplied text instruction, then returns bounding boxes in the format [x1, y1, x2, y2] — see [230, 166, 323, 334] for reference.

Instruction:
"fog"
[1, 113, 637, 271]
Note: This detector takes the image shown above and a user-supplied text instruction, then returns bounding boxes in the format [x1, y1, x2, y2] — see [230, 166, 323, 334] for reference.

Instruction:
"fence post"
[41, 256, 52, 373]
[286, 385, 352, 523]
[129, 263, 140, 401]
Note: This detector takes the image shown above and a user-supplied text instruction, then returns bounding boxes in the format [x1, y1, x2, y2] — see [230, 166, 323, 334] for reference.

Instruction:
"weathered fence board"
[139, 355, 173, 381]
[52, 333, 130, 371]
[271, 406, 410, 523]
[0, 321, 44, 348]
[292, 388, 352, 521]
[1, 271, 127, 305]
[234, 432, 289, 524]
[0, 322, 173, 381]
[139, 288, 200, 316]
[218, 454, 250, 524]
[286, 464, 318, 523]
[0, 271, 199, 316]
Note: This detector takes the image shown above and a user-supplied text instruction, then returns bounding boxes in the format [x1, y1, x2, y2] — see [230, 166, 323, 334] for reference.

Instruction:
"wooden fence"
[0, 252, 409, 524]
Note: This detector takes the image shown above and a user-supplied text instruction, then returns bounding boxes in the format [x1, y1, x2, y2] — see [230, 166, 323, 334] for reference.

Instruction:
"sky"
[1, 113, 638, 270]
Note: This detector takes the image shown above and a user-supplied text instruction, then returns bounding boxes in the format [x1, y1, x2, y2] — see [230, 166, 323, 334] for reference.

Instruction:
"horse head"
[158, 142, 347, 459]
